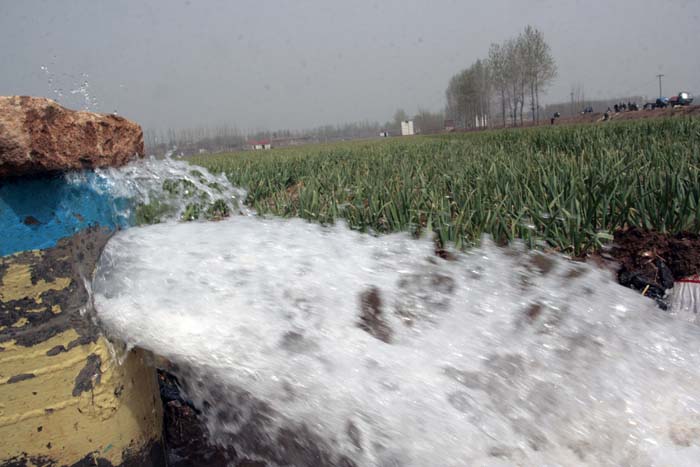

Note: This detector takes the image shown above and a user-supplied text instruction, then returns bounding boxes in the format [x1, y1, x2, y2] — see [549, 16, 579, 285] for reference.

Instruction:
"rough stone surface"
[0, 96, 144, 177]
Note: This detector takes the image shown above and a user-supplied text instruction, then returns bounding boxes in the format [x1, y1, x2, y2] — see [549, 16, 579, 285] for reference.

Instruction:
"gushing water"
[91, 160, 700, 467]
[69, 155, 248, 224]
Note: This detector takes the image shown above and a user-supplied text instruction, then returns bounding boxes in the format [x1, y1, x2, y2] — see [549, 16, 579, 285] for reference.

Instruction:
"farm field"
[192, 117, 700, 257]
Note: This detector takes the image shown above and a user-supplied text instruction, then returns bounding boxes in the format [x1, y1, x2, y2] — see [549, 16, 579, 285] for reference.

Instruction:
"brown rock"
[0, 96, 144, 177]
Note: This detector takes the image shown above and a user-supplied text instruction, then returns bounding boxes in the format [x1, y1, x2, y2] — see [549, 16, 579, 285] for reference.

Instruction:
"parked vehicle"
[669, 91, 694, 107]
[655, 97, 670, 109]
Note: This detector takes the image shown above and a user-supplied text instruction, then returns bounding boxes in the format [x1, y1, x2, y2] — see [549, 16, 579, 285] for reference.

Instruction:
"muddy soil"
[606, 227, 700, 306]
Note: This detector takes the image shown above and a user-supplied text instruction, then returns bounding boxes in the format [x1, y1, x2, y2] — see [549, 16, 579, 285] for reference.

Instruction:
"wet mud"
[608, 227, 700, 307]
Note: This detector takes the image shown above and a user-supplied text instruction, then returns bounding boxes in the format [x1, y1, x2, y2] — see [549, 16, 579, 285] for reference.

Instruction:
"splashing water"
[68, 156, 248, 225]
[40, 64, 62, 100]
[68, 73, 99, 110]
[39, 65, 99, 109]
[90, 161, 700, 466]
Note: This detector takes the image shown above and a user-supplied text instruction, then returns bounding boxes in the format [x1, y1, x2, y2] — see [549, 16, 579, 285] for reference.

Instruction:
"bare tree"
[472, 59, 492, 127]
[502, 38, 524, 126]
[393, 109, 408, 127]
[521, 26, 557, 122]
[413, 108, 445, 134]
[488, 43, 508, 126]
[484, 26, 557, 125]
[445, 60, 491, 129]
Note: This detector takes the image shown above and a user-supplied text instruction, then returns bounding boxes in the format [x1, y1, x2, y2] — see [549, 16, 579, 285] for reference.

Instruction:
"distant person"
[614, 104, 619, 113]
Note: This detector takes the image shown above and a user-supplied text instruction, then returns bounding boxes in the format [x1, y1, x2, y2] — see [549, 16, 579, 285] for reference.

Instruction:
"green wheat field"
[191, 118, 700, 256]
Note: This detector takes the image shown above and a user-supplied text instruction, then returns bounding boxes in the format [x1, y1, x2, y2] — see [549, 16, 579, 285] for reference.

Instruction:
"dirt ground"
[602, 227, 700, 306]
[547, 104, 700, 126]
[446, 105, 700, 134]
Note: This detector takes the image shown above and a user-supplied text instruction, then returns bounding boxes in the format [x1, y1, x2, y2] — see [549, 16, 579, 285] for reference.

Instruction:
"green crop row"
[191, 118, 700, 256]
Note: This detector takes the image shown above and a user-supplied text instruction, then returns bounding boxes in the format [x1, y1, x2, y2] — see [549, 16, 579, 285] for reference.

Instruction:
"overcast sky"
[1, 0, 699, 133]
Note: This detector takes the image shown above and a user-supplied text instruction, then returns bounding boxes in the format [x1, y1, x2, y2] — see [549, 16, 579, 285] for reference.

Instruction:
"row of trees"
[144, 120, 390, 156]
[144, 126, 247, 156]
[446, 25, 557, 128]
[145, 108, 451, 156]
[392, 109, 445, 134]
[252, 120, 385, 141]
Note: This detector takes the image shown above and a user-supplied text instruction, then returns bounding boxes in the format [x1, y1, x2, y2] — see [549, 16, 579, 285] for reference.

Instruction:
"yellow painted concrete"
[0, 261, 71, 302]
[10, 317, 28, 328]
[0, 334, 162, 464]
[0, 250, 163, 465]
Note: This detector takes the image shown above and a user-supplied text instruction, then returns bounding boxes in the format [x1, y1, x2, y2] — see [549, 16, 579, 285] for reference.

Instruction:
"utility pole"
[570, 91, 575, 117]
[656, 74, 664, 98]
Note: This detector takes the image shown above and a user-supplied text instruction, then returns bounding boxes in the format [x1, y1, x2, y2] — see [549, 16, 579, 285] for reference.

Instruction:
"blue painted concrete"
[0, 172, 132, 256]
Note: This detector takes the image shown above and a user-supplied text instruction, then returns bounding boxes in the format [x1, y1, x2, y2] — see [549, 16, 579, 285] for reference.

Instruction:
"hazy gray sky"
[1, 0, 699, 132]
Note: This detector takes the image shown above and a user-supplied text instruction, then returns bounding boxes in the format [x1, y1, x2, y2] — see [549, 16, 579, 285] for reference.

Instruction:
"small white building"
[250, 140, 272, 150]
[400, 120, 415, 136]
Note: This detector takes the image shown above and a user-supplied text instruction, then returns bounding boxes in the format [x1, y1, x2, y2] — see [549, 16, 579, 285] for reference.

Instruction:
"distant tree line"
[391, 108, 445, 134]
[146, 109, 449, 156]
[145, 121, 393, 156]
[144, 126, 246, 156]
[446, 25, 557, 128]
[251, 120, 385, 142]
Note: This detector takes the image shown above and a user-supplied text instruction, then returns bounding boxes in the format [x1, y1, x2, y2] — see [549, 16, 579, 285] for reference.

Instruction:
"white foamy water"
[67, 155, 249, 224]
[93, 212, 700, 466]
